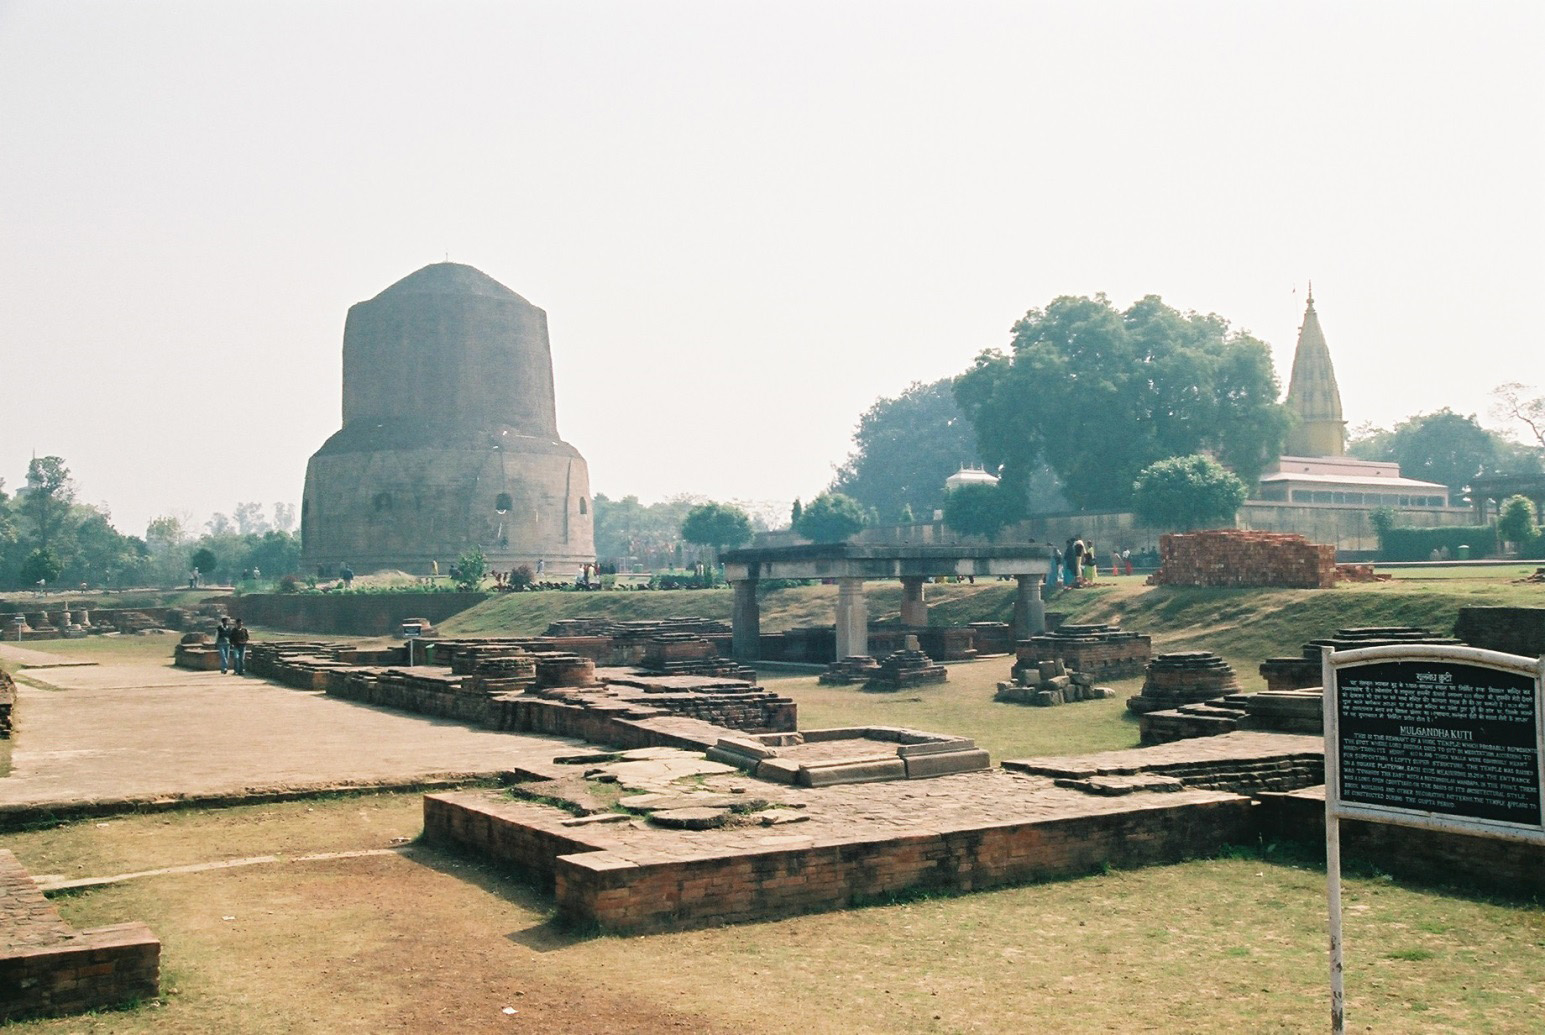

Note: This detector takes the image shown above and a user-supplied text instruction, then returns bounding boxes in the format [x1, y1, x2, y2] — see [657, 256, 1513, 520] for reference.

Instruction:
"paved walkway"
[0, 641, 98, 668]
[0, 657, 580, 816]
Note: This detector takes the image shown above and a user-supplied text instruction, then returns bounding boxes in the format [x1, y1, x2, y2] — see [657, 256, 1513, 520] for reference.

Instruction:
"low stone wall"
[424, 792, 1254, 934]
[1453, 607, 1545, 657]
[485, 695, 717, 751]
[1257, 787, 1545, 896]
[0, 850, 159, 1022]
[230, 592, 487, 636]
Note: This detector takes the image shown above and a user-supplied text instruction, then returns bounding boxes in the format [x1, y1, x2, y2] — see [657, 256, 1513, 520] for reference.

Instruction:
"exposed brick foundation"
[1453, 607, 1545, 658]
[0, 850, 159, 1022]
[424, 791, 1253, 934]
[1257, 787, 1545, 896]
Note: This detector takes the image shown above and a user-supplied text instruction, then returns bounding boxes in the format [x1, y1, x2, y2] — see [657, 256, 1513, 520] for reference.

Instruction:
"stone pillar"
[731, 578, 760, 661]
[835, 577, 869, 659]
[1012, 574, 1046, 640]
[900, 577, 928, 627]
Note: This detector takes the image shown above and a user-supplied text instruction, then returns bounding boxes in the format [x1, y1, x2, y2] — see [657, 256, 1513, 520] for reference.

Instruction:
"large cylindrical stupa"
[301, 262, 595, 576]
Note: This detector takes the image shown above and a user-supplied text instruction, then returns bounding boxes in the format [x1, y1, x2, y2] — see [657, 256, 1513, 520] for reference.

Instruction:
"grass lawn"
[4, 795, 1542, 1034]
[762, 660, 1146, 760]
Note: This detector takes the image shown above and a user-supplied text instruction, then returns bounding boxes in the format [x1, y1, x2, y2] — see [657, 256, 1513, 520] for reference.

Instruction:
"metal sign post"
[402, 621, 423, 667]
[1323, 644, 1545, 1034]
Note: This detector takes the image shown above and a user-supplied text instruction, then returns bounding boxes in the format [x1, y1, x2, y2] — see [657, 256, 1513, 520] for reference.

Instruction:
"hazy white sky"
[2, 0, 1541, 537]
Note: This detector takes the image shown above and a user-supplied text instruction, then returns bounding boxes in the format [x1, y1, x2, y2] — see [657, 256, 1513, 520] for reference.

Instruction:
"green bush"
[1376, 524, 1498, 561]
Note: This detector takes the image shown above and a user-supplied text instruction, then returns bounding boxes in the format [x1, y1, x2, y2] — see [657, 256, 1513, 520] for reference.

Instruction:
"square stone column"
[835, 577, 869, 659]
[731, 579, 761, 660]
[900, 576, 928, 627]
[1012, 574, 1046, 640]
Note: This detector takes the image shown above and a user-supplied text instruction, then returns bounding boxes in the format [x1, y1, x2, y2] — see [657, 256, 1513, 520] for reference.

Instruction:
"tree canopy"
[1348, 408, 1538, 493]
[19, 456, 76, 551]
[829, 379, 980, 522]
[941, 482, 1019, 540]
[1497, 495, 1539, 549]
[1132, 454, 1248, 531]
[794, 492, 867, 543]
[954, 294, 1288, 511]
[680, 502, 753, 551]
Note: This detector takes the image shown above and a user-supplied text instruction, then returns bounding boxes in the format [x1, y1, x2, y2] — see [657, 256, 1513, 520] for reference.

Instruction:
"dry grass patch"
[6, 797, 1543, 1034]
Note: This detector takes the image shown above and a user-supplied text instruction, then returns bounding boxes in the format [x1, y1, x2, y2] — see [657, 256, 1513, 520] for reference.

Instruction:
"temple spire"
[1283, 286, 1345, 457]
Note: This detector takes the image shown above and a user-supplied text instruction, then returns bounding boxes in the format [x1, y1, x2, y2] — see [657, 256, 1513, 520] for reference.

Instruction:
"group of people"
[1052, 537, 1136, 588]
[212, 616, 251, 675]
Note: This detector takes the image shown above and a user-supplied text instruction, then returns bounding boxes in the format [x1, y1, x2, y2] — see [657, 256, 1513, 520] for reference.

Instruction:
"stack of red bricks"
[1148, 530, 1338, 589]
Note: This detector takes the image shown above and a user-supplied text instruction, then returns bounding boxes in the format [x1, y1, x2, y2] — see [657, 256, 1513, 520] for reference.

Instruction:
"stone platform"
[425, 769, 1252, 934]
[705, 727, 988, 785]
[1003, 732, 1324, 794]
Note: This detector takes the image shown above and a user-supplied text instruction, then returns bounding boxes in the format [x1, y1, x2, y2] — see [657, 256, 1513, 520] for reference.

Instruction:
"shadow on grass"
[1216, 836, 1545, 909]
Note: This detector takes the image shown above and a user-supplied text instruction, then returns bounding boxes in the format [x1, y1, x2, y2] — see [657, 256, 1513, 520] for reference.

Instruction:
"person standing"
[230, 618, 251, 676]
[340, 563, 354, 590]
[214, 616, 233, 674]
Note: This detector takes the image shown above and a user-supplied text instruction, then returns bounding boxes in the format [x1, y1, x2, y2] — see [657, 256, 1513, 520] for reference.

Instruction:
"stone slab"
[902, 749, 991, 779]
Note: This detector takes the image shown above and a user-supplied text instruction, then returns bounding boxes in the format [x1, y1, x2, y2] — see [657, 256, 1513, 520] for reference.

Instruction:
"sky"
[2, 0, 1541, 538]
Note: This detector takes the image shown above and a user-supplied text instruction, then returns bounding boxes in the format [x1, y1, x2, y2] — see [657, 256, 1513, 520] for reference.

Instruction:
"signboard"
[1334, 657, 1540, 828]
[1323, 644, 1545, 1033]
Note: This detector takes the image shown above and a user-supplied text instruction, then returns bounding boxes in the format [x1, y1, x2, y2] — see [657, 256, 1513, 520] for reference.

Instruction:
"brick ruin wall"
[1148, 530, 1338, 589]
[424, 794, 1255, 934]
[1452, 607, 1545, 658]
[1257, 790, 1545, 897]
[0, 851, 159, 1023]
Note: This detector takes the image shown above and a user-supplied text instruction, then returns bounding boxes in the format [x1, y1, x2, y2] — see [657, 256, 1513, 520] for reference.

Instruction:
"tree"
[794, 492, 867, 543]
[63, 510, 148, 588]
[453, 545, 487, 590]
[1132, 454, 1248, 531]
[592, 493, 703, 569]
[1492, 383, 1545, 450]
[680, 502, 753, 553]
[829, 379, 981, 521]
[234, 501, 271, 536]
[955, 294, 1288, 511]
[273, 502, 297, 533]
[1497, 495, 1539, 549]
[243, 530, 302, 578]
[0, 480, 18, 586]
[19, 456, 76, 551]
[790, 498, 803, 525]
[1349, 409, 1506, 493]
[20, 547, 61, 587]
[941, 482, 1019, 540]
[190, 547, 218, 579]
